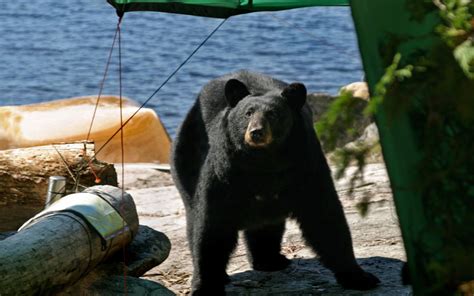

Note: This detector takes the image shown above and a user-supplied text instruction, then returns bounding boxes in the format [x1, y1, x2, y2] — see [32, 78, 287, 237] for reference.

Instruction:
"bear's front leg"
[190, 206, 238, 296]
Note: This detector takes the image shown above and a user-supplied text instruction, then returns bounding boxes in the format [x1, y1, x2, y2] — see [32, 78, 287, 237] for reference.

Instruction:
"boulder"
[306, 82, 375, 152]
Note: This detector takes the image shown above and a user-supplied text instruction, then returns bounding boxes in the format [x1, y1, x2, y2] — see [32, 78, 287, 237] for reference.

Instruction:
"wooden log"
[0, 185, 138, 295]
[0, 142, 117, 231]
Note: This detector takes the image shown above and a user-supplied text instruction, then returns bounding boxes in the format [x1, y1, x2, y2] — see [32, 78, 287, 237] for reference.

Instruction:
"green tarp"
[107, 0, 349, 18]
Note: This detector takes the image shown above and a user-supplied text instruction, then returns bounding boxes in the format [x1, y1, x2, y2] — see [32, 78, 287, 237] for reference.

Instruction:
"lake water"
[0, 1, 363, 137]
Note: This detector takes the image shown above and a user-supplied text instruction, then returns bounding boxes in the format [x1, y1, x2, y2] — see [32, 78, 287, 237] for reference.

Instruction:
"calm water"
[0, 1, 363, 137]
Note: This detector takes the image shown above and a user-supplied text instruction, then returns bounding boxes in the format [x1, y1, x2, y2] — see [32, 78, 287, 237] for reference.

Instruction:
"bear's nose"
[249, 127, 264, 142]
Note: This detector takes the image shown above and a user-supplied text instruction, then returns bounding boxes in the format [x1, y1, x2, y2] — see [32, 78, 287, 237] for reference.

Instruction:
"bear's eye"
[245, 109, 254, 117]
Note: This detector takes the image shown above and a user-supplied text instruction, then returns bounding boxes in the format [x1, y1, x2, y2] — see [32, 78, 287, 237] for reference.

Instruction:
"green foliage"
[315, 52, 415, 216]
[315, 0, 474, 227]
[323, 0, 474, 292]
[454, 39, 474, 78]
[365, 53, 417, 117]
[332, 143, 377, 217]
[435, 0, 473, 45]
[315, 90, 363, 152]
[435, 0, 474, 78]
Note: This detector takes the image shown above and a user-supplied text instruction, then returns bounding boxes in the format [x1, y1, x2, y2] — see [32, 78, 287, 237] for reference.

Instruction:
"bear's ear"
[282, 83, 307, 110]
[225, 79, 250, 107]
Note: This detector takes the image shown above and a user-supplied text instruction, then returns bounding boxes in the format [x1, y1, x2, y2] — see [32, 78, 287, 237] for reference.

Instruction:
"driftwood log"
[0, 185, 138, 295]
[0, 142, 117, 231]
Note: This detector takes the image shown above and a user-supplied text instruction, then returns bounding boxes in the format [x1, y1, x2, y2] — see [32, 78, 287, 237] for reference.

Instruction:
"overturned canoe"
[0, 96, 171, 163]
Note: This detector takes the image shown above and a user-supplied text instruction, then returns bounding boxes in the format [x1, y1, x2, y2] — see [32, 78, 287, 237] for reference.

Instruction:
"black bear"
[171, 70, 380, 295]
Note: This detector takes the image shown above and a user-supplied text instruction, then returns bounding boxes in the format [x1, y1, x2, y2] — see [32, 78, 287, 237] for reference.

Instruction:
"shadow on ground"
[226, 257, 411, 295]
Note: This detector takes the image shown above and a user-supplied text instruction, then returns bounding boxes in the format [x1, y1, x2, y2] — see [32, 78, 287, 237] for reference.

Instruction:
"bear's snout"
[245, 113, 273, 148]
[249, 127, 264, 142]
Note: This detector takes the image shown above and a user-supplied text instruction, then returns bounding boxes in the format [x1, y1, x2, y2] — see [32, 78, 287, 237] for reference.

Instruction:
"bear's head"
[225, 78, 306, 150]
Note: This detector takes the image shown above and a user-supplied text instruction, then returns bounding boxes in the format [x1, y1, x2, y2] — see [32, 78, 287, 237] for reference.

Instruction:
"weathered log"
[0, 185, 138, 295]
[62, 225, 172, 294]
[0, 142, 117, 231]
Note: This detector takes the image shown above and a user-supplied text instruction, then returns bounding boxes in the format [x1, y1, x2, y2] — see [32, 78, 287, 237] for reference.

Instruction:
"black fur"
[171, 70, 380, 295]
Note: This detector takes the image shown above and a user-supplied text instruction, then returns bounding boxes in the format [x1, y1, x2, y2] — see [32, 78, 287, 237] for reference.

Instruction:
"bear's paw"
[252, 254, 291, 272]
[335, 269, 380, 290]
